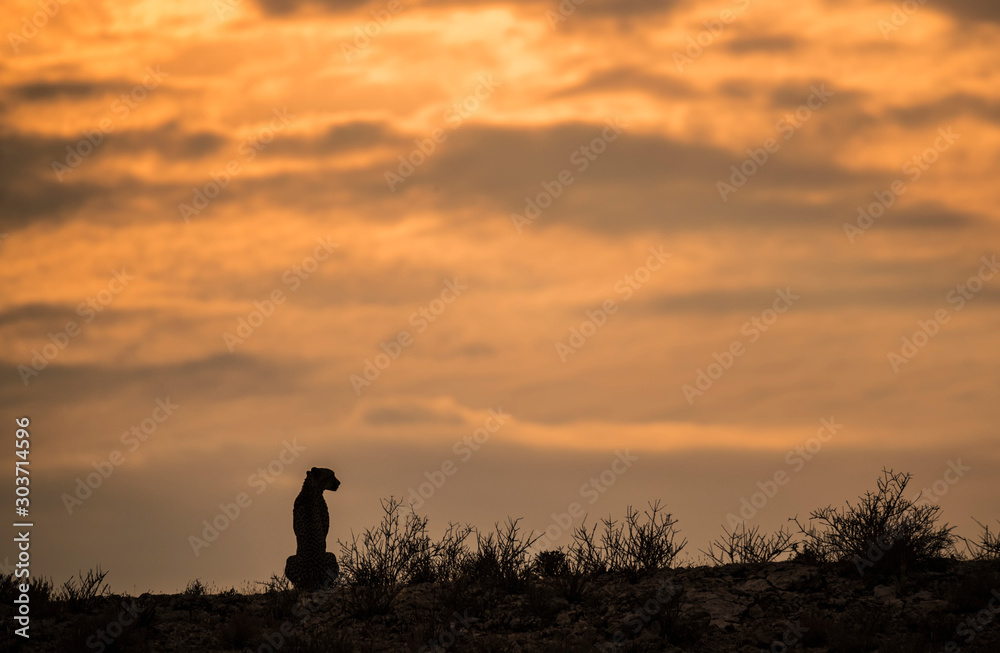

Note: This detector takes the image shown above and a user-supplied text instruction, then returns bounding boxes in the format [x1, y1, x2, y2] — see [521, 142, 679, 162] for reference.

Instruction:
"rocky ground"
[4, 559, 1000, 652]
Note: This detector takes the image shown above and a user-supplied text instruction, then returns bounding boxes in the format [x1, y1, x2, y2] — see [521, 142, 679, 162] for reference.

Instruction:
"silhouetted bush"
[701, 523, 795, 565]
[534, 549, 570, 578]
[337, 496, 432, 616]
[569, 501, 686, 579]
[182, 578, 208, 598]
[56, 566, 111, 607]
[532, 548, 593, 602]
[0, 571, 53, 606]
[790, 468, 956, 577]
[463, 518, 539, 592]
[959, 518, 1000, 562]
[409, 521, 475, 584]
[255, 572, 291, 593]
[253, 572, 297, 620]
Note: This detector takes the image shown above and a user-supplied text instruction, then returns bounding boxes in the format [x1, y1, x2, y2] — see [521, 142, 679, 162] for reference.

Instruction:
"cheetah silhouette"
[284, 467, 341, 591]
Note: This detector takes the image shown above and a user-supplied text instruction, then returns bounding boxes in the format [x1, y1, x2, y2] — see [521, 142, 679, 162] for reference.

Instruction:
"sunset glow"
[2, 0, 999, 593]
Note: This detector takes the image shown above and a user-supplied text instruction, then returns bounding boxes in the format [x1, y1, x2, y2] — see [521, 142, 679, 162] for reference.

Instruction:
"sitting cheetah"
[284, 467, 341, 591]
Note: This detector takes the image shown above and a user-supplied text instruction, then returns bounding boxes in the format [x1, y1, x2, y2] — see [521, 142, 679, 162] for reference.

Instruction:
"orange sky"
[2, 0, 999, 592]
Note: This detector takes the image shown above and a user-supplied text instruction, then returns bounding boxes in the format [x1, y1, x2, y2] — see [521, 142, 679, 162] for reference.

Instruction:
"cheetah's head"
[307, 467, 341, 492]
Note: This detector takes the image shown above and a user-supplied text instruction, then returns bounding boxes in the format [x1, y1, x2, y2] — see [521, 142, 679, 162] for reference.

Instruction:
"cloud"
[724, 35, 800, 54]
[104, 122, 226, 159]
[880, 204, 980, 231]
[442, 342, 497, 358]
[0, 130, 101, 224]
[265, 121, 400, 156]
[254, 0, 370, 16]
[886, 93, 1000, 127]
[364, 404, 467, 426]
[767, 80, 861, 110]
[547, 66, 698, 101]
[253, 0, 681, 18]
[0, 353, 307, 412]
[934, 0, 1000, 23]
[396, 122, 885, 233]
[7, 81, 130, 102]
[642, 281, 1000, 318]
[0, 123, 225, 227]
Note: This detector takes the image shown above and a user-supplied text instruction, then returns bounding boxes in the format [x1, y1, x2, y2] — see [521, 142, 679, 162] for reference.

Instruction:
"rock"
[685, 608, 713, 632]
[694, 593, 747, 628]
[739, 578, 771, 594]
[874, 584, 896, 599]
[910, 598, 951, 616]
[766, 565, 817, 591]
